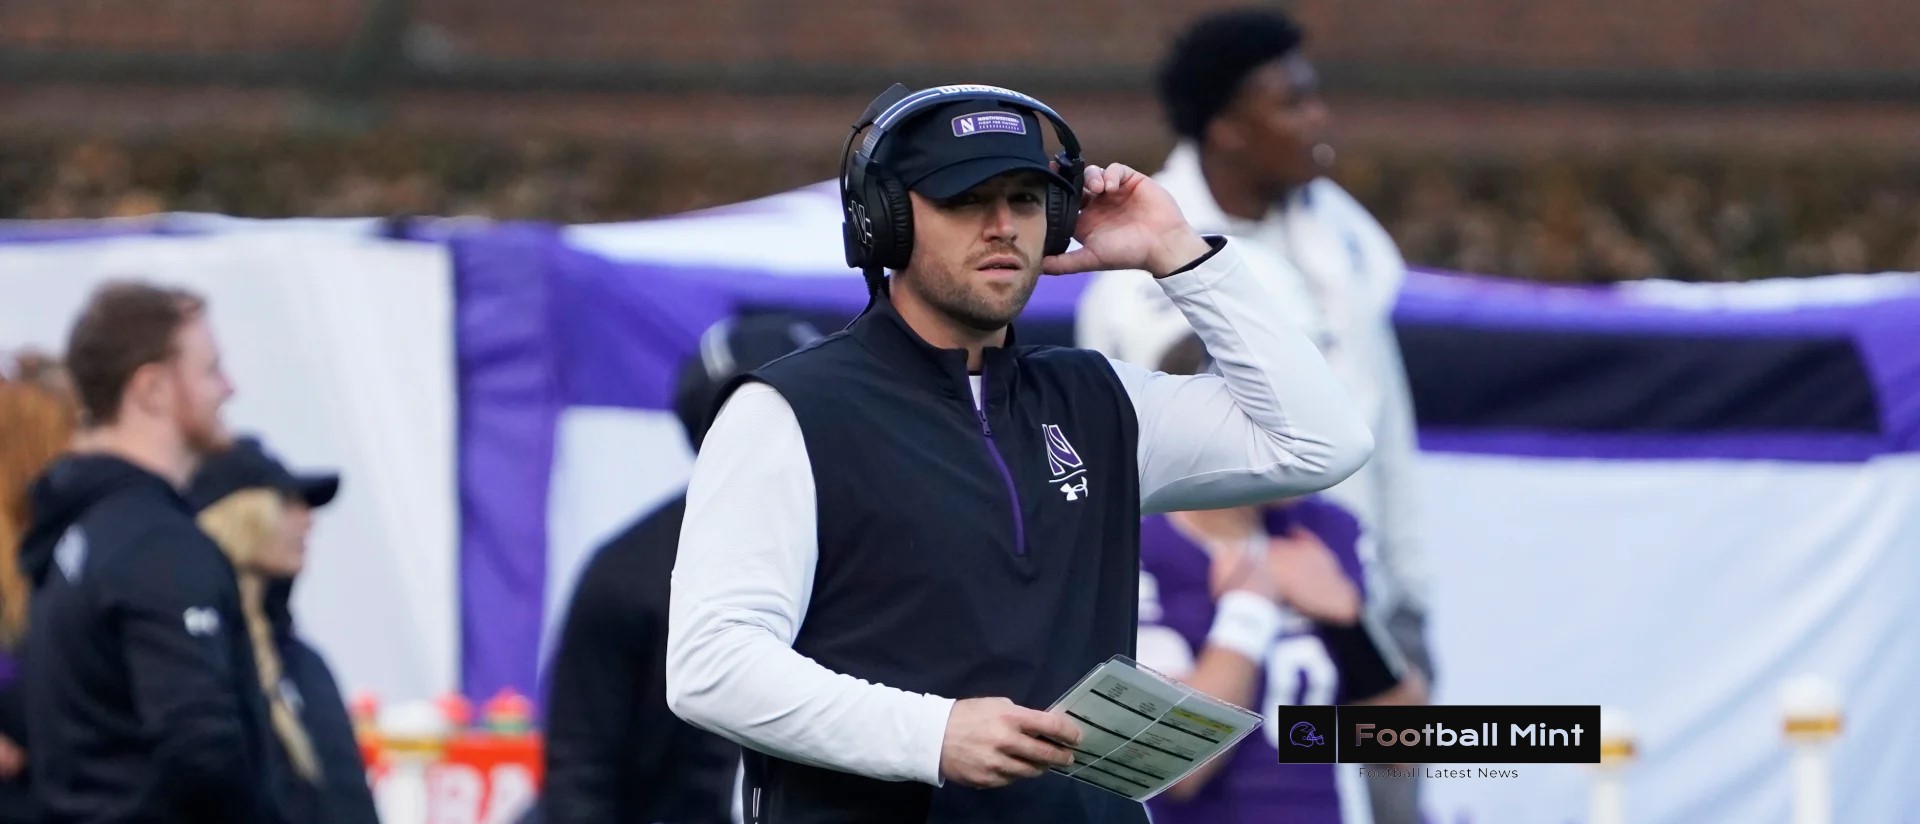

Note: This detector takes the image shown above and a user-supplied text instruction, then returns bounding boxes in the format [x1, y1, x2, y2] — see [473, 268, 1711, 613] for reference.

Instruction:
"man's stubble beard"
[179, 402, 231, 457]
[901, 260, 1040, 334]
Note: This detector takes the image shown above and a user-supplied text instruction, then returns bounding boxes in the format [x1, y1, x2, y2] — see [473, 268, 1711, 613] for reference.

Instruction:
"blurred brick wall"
[8, 0, 1920, 241]
[398, 0, 1920, 71]
[1294, 0, 1920, 72]
[11, 0, 1918, 71]
[407, 0, 1251, 67]
[0, 0, 357, 53]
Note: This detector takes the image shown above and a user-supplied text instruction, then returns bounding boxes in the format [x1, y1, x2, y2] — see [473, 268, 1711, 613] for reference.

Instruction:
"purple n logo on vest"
[1044, 424, 1084, 477]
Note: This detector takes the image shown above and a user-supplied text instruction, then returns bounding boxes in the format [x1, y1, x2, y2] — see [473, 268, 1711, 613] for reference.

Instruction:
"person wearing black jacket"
[539, 315, 821, 824]
[19, 282, 276, 823]
[186, 436, 380, 824]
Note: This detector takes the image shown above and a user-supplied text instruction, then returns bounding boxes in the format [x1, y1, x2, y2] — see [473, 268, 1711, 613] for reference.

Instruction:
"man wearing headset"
[665, 83, 1375, 823]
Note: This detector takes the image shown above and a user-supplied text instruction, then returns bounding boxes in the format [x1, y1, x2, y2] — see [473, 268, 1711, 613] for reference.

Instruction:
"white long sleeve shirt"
[1079, 142, 1432, 616]
[665, 239, 1374, 787]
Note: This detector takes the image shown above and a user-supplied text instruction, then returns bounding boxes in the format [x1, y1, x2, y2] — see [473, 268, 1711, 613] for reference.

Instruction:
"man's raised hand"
[1042, 162, 1213, 279]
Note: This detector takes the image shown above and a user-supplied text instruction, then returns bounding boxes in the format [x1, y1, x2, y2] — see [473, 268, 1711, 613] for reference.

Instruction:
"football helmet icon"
[1289, 721, 1326, 748]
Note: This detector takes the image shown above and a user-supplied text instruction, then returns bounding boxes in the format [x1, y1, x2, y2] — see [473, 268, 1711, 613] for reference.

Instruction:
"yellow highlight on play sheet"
[1168, 707, 1237, 738]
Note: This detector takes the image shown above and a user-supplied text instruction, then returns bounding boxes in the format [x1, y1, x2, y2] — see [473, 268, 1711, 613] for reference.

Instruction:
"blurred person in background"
[1132, 335, 1422, 824]
[0, 380, 79, 824]
[187, 436, 378, 824]
[17, 282, 277, 824]
[667, 82, 1371, 823]
[539, 314, 821, 824]
[9, 349, 80, 419]
[1079, 10, 1436, 820]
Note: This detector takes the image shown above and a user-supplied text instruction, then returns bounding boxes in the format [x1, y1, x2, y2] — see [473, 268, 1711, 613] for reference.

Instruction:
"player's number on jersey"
[1262, 634, 1338, 750]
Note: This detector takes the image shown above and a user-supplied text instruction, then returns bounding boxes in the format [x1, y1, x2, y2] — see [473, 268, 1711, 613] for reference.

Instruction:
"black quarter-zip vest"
[722, 297, 1146, 824]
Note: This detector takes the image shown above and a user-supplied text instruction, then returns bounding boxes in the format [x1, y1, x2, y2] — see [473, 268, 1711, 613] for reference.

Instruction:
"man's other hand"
[939, 697, 1082, 788]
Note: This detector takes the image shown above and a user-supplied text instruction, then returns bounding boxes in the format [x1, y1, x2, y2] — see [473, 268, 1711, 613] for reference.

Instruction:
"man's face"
[164, 315, 234, 455]
[1211, 54, 1330, 193]
[900, 170, 1051, 333]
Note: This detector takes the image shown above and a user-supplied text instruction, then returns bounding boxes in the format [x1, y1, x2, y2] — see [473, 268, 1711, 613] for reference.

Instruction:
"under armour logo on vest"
[183, 607, 221, 637]
[1044, 424, 1089, 501]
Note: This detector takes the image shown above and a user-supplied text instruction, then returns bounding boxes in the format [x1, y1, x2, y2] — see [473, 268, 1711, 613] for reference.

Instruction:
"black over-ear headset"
[840, 83, 1088, 289]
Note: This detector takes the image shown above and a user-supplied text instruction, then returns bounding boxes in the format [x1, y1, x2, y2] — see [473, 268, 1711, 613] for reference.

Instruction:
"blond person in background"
[188, 435, 379, 824]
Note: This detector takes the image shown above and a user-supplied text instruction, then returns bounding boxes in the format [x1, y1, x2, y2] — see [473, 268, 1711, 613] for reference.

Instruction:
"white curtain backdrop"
[1, 231, 460, 704]
[1418, 452, 1920, 824]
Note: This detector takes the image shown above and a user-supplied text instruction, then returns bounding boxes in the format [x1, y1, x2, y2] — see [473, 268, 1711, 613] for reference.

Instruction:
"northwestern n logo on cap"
[953, 111, 1027, 137]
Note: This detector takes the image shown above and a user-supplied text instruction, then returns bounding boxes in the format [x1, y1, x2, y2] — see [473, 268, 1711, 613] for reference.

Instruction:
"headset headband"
[871, 84, 1082, 155]
[839, 83, 1086, 215]
[838, 83, 1087, 308]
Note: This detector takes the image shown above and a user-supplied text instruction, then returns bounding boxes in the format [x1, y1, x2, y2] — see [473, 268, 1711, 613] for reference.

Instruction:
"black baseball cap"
[187, 435, 340, 512]
[672, 313, 824, 451]
[875, 100, 1074, 200]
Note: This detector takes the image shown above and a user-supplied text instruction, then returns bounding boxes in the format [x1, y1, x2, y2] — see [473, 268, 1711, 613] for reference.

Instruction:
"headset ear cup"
[842, 144, 877, 270]
[1045, 179, 1081, 257]
[873, 171, 916, 271]
[856, 171, 888, 271]
[842, 214, 866, 270]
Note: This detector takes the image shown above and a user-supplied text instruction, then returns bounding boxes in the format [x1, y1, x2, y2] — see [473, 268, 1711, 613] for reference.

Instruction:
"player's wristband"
[1207, 591, 1285, 663]
[1320, 612, 1411, 702]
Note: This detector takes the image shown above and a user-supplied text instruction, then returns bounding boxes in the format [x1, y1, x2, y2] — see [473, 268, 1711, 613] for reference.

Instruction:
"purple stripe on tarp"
[1392, 269, 1920, 457]
[1418, 428, 1894, 462]
[453, 224, 566, 704]
[1395, 270, 1896, 338]
[1849, 294, 1920, 452]
[0, 651, 16, 688]
[553, 254, 741, 409]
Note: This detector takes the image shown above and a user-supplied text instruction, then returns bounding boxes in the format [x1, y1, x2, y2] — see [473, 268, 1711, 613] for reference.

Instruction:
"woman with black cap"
[187, 436, 379, 824]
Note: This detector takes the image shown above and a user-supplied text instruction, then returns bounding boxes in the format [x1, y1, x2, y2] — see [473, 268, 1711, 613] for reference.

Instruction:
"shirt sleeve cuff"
[1154, 236, 1242, 299]
[911, 694, 957, 786]
[1162, 234, 1228, 276]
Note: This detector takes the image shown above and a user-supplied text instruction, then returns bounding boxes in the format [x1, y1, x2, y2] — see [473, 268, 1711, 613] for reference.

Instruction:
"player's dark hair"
[1157, 7, 1306, 142]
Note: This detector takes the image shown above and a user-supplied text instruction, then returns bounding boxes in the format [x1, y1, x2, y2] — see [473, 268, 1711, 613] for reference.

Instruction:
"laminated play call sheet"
[1044, 655, 1263, 801]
